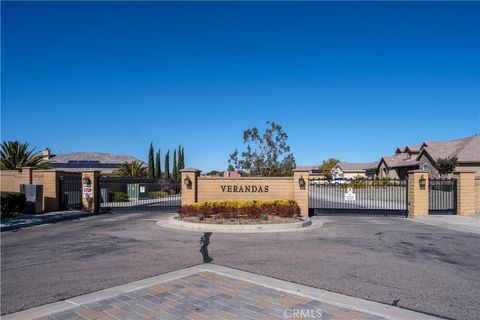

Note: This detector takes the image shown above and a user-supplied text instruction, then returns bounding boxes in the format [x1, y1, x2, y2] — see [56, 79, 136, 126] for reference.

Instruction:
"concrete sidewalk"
[412, 214, 480, 234]
[3, 264, 442, 320]
[1, 211, 90, 231]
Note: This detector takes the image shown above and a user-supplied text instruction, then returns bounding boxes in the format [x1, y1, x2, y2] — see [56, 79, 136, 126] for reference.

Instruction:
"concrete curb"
[2, 264, 442, 320]
[1, 212, 90, 232]
[408, 216, 480, 235]
[206, 265, 443, 320]
[1, 264, 205, 320]
[157, 215, 316, 233]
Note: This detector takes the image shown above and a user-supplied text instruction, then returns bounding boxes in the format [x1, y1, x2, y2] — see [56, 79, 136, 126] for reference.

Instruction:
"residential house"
[378, 135, 480, 178]
[416, 135, 480, 176]
[46, 149, 141, 175]
[377, 153, 419, 179]
[332, 162, 379, 179]
[223, 170, 241, 178]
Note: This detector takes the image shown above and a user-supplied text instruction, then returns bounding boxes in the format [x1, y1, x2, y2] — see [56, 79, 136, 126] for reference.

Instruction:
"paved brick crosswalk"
[36, 272, 385, 320]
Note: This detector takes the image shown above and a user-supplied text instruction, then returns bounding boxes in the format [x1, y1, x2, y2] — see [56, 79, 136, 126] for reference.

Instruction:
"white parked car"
[310, 180, 329, 186]
[330, 178, 348, 185]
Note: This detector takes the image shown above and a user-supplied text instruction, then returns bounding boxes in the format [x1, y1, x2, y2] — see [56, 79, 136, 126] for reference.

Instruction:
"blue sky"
[2, 2, 479, 172]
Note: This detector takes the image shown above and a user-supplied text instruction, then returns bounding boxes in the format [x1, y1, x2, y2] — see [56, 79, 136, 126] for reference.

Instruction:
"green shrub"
[168, 189, 177, 195]
[179, 200, 300, 219]
[112, 192, 129, 202]
[1, 192, 26, 217]
[149, 191, 169, 199]
[341, 177, 401, 189]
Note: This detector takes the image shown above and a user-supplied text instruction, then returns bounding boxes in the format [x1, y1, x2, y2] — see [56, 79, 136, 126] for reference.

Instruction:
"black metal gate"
[59, 175, 82, 210]
[429, 178, 457, 215]
[99, 177, 181, 213]
[309, 178, 408, 217]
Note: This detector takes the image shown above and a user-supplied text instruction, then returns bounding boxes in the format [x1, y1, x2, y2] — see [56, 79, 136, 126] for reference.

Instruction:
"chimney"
[43, 148, 51, 159]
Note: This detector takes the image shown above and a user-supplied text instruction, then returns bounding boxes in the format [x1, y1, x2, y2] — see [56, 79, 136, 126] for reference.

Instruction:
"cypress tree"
[173, 149, 178, 182]
[155, 150, 161, 179]
[177, 145, 183, 171]
[181, 147, 185, 170]
[148, 142, 155, 179]
[164, 150, 170, 179]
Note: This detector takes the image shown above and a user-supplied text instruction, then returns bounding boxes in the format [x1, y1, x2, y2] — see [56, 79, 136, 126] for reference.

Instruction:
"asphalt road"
[2, 213, 479, 320]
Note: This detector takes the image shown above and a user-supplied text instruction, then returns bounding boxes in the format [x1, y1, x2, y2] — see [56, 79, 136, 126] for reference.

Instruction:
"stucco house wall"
[331, 167, 344, 179]
[475, 177, 480, 214]
[416, 153, 440, 177]
[378, 161, 400, 179]
[343, 172, 366, 179]
[456, 164, 480, 176]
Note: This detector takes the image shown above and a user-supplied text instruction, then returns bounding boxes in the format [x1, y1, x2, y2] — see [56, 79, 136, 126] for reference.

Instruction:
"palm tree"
[1, 140, 50, 170]
[114, 161, 148, 177]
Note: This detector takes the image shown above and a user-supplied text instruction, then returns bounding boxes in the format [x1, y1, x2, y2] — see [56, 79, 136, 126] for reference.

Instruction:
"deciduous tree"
[318, 158, 340, 180]
[436, 156, 458, 176]
[228, 121, 296, 176]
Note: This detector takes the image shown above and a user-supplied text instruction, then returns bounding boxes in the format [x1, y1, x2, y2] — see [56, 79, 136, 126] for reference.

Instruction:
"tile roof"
[382, 153, 419, 168]
[337, 162, 379, 171]
[405, 144, 422, 153]
[396, 144, 421, 154]
[294, 166, 318, 171]
[420, 135, 480, 163]
[50, 152, 141, 164]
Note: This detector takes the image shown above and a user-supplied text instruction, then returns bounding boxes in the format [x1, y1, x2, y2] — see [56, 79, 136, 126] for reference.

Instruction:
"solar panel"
[50, 161, 122, 169]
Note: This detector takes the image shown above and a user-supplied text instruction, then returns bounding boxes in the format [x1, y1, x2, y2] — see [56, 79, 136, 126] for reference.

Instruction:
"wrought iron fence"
[429, 178, 456, 215]
[308, 178, 408, 216]
[99, 177, 181, 213]
[59, 175, 82, 210]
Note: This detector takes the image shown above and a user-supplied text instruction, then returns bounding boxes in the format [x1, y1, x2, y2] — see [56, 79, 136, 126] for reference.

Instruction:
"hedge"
[178, 200, 300, 220]
[1, 192, 26, 217]
[112, 192, 129, 202]
[149, 191, 170, 199]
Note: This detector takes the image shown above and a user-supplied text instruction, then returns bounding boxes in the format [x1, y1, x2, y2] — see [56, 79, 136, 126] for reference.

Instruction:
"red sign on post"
[83, 185, 93, 198]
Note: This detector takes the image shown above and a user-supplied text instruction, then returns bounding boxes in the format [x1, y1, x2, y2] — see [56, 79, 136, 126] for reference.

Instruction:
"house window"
[423, 163, 430, 172]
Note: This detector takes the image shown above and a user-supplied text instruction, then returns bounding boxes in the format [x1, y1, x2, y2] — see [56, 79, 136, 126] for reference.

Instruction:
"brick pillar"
[180, 168, 201, 206]
[21, 167, 34, 184]
[454, 171, 475, 216]
[81, 171, 100, 213]
[42, 170, 61, 212]
[293, 168, 310, 217]
[408, 170, 429, 218]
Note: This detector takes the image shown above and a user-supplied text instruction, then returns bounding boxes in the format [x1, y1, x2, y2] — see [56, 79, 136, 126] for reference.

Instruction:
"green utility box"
[127, 184, 148, 200]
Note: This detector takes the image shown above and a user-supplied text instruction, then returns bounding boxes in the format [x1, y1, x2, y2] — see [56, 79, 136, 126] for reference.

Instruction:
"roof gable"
[419, 135, 479, 163]
[336, 162, 378, 171]
[381, 153, 419, 168]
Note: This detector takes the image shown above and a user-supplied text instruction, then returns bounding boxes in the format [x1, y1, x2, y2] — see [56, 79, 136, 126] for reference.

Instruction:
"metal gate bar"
[99, 177, 181, 213]
[59, 175, 82, 210]
[308, 178, 408, 217]
[429, 178, 457, 215]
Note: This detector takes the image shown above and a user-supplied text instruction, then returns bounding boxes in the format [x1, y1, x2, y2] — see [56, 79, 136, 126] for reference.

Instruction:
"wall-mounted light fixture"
[299, 175, 306, 190]
[419, 175, 426, 189]
[184, 175, 192, 189]
[82, 176, 91, 185]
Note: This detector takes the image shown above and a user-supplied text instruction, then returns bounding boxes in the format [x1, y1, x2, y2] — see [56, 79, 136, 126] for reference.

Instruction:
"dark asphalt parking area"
[1, 213, 479, 319]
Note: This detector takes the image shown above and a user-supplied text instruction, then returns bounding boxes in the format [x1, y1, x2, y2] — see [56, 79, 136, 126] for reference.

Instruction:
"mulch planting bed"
[176, 215, 302, 225]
